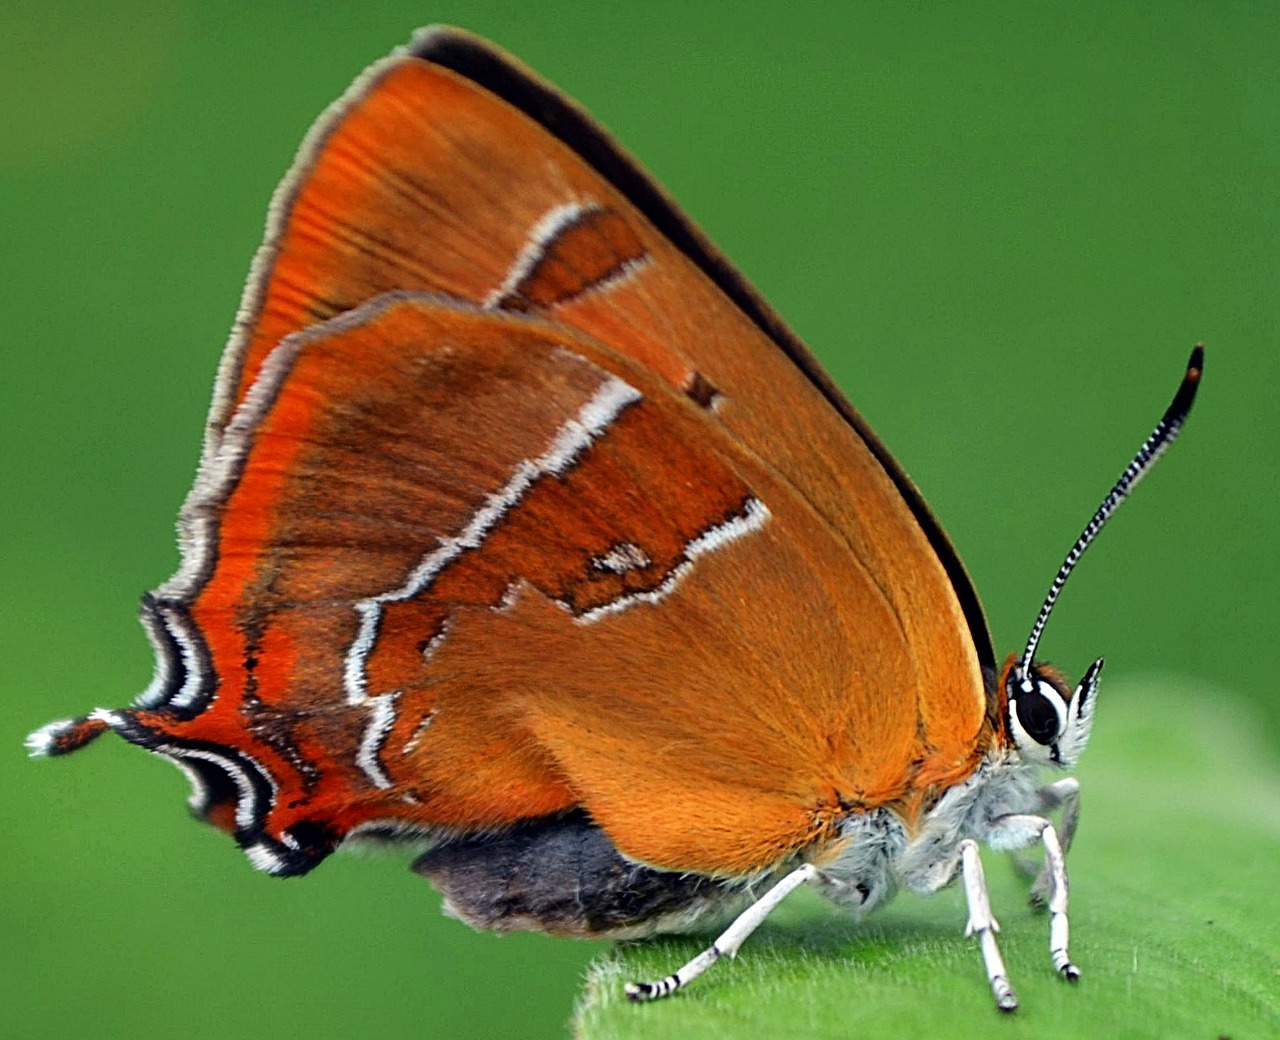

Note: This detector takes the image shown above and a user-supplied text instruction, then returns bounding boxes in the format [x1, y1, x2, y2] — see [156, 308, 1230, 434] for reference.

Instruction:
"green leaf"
[574, 680, 1280, 1039]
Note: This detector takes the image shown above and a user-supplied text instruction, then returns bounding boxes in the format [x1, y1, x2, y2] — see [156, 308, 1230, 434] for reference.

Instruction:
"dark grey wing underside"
[413, 811, 746, 937]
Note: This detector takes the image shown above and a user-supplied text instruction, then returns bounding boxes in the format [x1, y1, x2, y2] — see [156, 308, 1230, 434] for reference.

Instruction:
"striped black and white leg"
[989, 814, 1080, 982]
[959, 839, 1018, 1012]
[625, 863, 818, 1002]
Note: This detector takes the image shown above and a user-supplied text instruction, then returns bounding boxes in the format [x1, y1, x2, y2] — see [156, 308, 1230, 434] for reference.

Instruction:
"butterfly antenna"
[1016, 346, 1204, 689]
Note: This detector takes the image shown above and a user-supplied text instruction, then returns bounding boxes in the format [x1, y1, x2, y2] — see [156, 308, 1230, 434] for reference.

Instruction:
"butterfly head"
[1001, 656, 1102, 768]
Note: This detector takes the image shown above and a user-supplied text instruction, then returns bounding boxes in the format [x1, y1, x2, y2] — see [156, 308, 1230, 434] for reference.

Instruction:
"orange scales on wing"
[129, 34, 993, 870]
[203, 45, 992, 841]
[140, 291, 980, 874]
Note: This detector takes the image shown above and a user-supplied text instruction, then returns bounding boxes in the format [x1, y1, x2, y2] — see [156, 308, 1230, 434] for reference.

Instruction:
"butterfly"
[26, 25, 1202, 1012]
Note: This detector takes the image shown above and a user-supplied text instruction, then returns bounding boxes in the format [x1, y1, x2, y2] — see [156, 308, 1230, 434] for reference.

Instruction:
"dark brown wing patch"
[490, 203, 648, 312]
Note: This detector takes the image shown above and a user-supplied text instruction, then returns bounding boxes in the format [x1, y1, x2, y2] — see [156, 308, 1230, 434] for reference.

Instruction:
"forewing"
[209, 28, 990, 773]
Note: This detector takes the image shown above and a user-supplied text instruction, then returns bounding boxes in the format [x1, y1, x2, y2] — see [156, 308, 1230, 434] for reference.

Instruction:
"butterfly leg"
[988, 814, 1080, 982]
[900, 837, 1018, 1010]
[1012, 778, 1080, 906]
[625, 863, 818, 1002]
[957, 839, 1019, 1012]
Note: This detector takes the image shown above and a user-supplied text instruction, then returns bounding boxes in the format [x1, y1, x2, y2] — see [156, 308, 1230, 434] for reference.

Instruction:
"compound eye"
[1014, 687, 1061, 745]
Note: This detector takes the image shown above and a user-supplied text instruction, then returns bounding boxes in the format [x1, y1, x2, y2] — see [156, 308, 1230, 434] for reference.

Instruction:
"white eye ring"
[1007, 680, 1069, 763]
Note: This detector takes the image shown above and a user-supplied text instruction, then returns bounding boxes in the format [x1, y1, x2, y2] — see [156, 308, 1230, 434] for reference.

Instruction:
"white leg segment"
[625, 863, 818, 1002]
[1035, 778, 1081, 851]
[959, 839, 1018, 1012]
[988, 814, 1081, 982]
[1012, 778, 1079, 905]
[1041, 825, 1077, 979]
[1040, 779, 1080, 906]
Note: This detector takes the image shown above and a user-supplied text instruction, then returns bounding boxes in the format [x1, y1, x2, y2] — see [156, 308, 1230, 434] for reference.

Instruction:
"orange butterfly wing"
[56, 30, 996, 877]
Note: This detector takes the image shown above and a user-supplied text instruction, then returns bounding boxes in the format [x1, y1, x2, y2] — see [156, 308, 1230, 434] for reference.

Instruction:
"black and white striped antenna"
[1015, 346, 1204, 691]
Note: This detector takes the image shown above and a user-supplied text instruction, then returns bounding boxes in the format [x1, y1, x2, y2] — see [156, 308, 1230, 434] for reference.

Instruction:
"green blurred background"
[2, 3, 1275, 1039]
